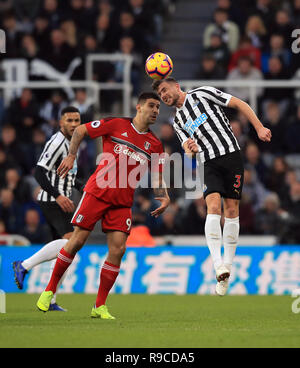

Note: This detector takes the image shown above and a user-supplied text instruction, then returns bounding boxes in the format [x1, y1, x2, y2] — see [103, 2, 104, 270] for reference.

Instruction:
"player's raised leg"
[37, 226, 90, 312]
[13, 238, 69, 290]
[91, 231, 128, 319]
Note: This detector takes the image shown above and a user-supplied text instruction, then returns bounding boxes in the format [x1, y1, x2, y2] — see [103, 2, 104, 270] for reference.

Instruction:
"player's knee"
[225, 207, 239, 218]
[110, 243, 126, 259]
[207, 203, 221, 215]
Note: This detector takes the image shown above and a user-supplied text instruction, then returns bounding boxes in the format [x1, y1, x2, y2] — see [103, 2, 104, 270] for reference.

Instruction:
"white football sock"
[22, 239, 68, 271]
[223, 216, 239, 273]
[205, 214, 222, 271]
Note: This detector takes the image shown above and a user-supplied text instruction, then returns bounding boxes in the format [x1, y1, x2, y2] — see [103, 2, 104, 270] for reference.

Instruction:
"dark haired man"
[153, 77, 271, 296]
[37, 92, 170, 319]
[13, 107, 83, 311]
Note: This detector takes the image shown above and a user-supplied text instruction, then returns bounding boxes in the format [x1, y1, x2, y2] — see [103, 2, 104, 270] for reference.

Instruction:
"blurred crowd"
[1, 0, 300, 245]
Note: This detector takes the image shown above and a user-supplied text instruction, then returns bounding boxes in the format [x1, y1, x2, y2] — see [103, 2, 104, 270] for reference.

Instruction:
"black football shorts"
[39, 201, 74, 239]
[203, 150, 244, 200]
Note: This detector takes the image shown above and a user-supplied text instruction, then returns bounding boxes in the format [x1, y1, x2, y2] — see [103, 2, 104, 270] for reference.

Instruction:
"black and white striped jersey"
[36, 131, 78, 202]
[173, 86, 240, 163]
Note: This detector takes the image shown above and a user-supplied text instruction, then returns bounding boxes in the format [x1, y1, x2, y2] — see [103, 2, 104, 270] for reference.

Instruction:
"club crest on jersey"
[76, 214, 84, 223]
[144, 141, 151, 150]
[91, 120, 101, 128]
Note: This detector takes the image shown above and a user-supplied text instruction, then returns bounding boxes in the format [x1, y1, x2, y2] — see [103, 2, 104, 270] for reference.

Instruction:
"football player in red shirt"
[37, 92, 170, 319]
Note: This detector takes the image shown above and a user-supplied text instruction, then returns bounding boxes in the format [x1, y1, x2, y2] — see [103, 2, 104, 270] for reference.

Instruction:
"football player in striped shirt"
[13, 106, 84, 310]
[153, 77, 271, 296]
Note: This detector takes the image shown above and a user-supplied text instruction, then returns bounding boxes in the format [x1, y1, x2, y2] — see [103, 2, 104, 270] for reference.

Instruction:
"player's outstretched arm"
[151, 172, 170, 218]
[57, 124, 89, 178]
[228, 96, 272, 142]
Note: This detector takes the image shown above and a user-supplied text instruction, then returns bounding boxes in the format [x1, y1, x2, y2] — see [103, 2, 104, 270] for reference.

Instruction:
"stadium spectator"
[65, 0, 90, 33]
[39, 90, 68, 138]
[38, 0, 62, 30]
[13, 0, 40, 30]
[230, 119, 248, 150]
[285, 105, 300, 153]
[32, 15, 50, 46]
[1, 12, 23, 58]
[249, 0, 275, 29]
[25, 128, 47, 171]
[203, 8, 240, 52]
[261, 33, 291, 74]
[60, 19, 78, 48]
[216, 0, 247, 30]
[226, 56, 264, 102]
[5, 88, 40, 145]
[269, 9, 294, 48]
[0, 0, 13, 13]
[95, 13, 115, 52]
[71, 89, 94, 123]
[159, 122, 182, 154]
[182, 197, 206, 235]
[281, 181, 300, 243]
[262, 56, 291, 115]
[244, 141, 268, 184]
[291, 0, 300, 27]
[203, 33, 231, 70]
[0, 124, 27, 173]
[197, 53, 226, 80]
[260, 101, 286, 154]
[40, 28, 77, 72]
[20, 208, 49, 244]
[151, 203, 182, 235]
[239, 193, 255, 234]
[265, 156, 290, 199]
[244, 15, 268, 49]
[0, 147, 15, 187]
[20, 34, 39, 60]
[0, 188, 23, 234]
[111, 11, 145, 54]
[228, 35, 262, 72]
[242, 167, 269, 211]
[4, 168, 32, 204]
[114, 36, 142, 97]
[254, 192, 287, 235]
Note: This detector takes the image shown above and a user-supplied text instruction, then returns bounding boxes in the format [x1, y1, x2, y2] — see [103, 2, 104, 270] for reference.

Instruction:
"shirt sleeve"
[196, 86, 232, 107]
[34, 166, 60, 199]
[173, 118, 190, 147]
[37, 138, 65, 171]
[85, 118, 116, 139]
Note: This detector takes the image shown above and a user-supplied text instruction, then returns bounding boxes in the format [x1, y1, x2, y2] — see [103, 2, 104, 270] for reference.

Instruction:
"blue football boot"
[12, 261, 28, 290]
[49, 303, 67, 312]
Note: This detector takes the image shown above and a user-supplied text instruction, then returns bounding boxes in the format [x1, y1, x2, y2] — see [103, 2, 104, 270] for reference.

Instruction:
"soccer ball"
[145, 52, 173, 80]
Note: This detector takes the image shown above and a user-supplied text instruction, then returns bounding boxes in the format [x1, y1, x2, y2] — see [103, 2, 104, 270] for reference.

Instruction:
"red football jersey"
[84, 117, 164, 207]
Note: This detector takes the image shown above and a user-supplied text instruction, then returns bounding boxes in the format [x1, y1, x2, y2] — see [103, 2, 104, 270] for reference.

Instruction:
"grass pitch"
[0, 294, 299, 348]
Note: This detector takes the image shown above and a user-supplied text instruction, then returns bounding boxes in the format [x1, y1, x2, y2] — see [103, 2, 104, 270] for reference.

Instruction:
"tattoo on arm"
[153, 172, 169, 198]
[154, 186, 168, 198]
[69, 128, 85, 156]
